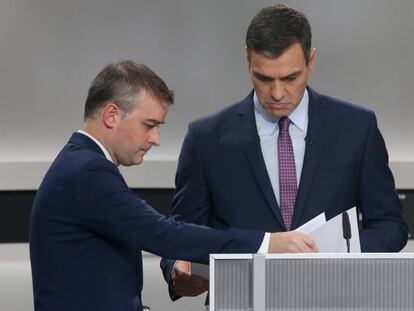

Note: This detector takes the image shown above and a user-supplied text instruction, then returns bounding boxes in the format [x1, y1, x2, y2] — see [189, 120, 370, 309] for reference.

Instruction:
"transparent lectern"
[209, 253, 414, 311]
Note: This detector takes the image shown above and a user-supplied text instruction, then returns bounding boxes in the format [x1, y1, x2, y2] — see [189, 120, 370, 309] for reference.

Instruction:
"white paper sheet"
[296, 207, 361, 253]
[192, 207, 361, 279]
[190, 262, 209, 279]
[296, 212, 326, 234]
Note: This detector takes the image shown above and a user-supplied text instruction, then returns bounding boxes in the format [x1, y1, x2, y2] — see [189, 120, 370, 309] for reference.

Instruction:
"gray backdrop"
[1, 0, 413, 190]
[1, 2, 414, 311]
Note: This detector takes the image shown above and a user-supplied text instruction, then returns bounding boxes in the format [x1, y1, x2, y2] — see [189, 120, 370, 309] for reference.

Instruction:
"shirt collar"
[254, 89, 309, 135]
[77, 130, 114, 163]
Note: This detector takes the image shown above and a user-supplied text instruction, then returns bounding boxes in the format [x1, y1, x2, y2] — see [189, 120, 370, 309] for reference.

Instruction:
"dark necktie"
[278, 116, 297, 230]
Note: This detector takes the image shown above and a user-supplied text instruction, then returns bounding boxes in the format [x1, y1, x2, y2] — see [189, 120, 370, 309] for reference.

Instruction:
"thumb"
[176, 260, 191, 274]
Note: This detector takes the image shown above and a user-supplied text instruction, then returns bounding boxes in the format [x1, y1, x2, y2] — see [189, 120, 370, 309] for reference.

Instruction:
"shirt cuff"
[257, 232, 270, 254]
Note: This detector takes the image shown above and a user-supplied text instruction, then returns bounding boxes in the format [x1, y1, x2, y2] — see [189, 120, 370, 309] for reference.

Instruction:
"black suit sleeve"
[358, 112, 408, 251]
[160, 124, 215, 300]
[75, 157, 263, 263]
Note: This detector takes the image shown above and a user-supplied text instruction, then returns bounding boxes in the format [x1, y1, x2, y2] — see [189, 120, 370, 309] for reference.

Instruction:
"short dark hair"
[246, 4, 312, 63]
[84, 60, 174, 120]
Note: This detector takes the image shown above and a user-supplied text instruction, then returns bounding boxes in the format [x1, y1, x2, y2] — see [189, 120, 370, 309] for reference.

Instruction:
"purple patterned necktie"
[278, 116, 297, 230]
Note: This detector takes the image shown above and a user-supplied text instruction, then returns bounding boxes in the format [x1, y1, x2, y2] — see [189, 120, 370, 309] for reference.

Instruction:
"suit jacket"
[161, 87, 408, 298]
[29, 132, 263, 311]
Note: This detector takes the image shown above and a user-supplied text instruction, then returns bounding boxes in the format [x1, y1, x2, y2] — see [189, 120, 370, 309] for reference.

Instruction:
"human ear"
[308, 48, 316, 72]
[102, 102, 122, 129]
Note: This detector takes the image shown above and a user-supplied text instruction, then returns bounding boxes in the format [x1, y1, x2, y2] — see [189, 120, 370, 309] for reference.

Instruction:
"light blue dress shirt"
[253, 89, 309, 206]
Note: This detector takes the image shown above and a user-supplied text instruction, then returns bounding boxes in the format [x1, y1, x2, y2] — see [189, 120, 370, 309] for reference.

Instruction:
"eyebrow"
[253, 69, 302, 81]
[144, 118, 165, 125]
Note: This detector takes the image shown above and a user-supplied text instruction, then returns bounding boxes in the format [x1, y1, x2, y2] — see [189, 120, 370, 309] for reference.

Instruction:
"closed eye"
[282, 75, 298, 82]
[254, 72, 273, 82]
[143, 123, 157, 129]
[281, 70, 302, 82]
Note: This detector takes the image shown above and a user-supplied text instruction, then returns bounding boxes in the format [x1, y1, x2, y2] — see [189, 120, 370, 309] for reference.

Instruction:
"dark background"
[0, 189, 173, 243]
[1, 189, 413, 243]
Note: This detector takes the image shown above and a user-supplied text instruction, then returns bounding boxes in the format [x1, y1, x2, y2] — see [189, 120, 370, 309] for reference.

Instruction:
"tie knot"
[279, 116, 290, 132]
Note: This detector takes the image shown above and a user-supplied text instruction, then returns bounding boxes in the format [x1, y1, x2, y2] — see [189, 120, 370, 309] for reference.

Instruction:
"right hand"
[172, 261, 208, 297]
[268, 231, 319, 253]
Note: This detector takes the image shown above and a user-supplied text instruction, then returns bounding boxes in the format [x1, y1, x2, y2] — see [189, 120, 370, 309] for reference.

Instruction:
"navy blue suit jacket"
[29, 132, 263, 311]
[161, 88, 408, 296]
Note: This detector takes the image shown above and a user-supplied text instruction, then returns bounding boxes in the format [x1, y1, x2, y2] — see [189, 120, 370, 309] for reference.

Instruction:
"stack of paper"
[296, 207, 361, 253]
[192, 207, 361, 278]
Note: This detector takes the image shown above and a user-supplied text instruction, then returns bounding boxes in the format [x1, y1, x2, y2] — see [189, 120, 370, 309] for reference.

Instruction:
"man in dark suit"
[161, 4, 408, 300]
[29, 61, 302, 311]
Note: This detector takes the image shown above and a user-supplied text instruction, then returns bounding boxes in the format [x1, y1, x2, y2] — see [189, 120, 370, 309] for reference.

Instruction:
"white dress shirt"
[254, 90, 309, 205]
[254, 90, 309, 252]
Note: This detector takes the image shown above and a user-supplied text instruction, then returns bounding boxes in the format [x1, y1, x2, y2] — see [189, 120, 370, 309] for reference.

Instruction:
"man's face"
[248, 42, 315, 117]
[111, 90, 169, 166]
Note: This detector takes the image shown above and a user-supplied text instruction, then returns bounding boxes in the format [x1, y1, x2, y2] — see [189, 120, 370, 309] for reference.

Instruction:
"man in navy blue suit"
[161, 4, 408, 301]
[28, 61, 306, 311]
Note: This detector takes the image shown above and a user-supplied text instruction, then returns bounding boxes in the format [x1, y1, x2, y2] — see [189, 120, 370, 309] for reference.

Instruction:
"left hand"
[172, 261, 208, 297]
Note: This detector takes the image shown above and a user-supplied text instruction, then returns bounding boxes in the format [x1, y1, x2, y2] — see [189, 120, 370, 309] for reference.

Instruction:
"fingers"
[269, 231, 319, 253]
[301, 234, 319, 252]
[172, 261, 208, 297]
[290, 232, 317, 252]
[173, 260, 191, 277]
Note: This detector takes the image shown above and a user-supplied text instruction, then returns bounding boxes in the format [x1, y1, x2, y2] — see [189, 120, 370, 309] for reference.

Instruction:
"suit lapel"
[291, 88, 328, 229]
[238, 93, 285, 228]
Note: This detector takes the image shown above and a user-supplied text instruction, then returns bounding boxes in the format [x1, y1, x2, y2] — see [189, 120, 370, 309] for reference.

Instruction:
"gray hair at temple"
[84, 60, 174, 120]
[246, 4, 312, 64]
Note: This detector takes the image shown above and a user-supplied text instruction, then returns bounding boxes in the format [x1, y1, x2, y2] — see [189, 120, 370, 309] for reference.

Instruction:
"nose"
[148, 127, 160, 147]
[270, 80, 286, 102]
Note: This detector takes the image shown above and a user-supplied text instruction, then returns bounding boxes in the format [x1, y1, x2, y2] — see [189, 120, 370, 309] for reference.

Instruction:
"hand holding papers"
[296, 207, 361, 253]
[193, 207, 361, 280]
[192, 229, 319, 280]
